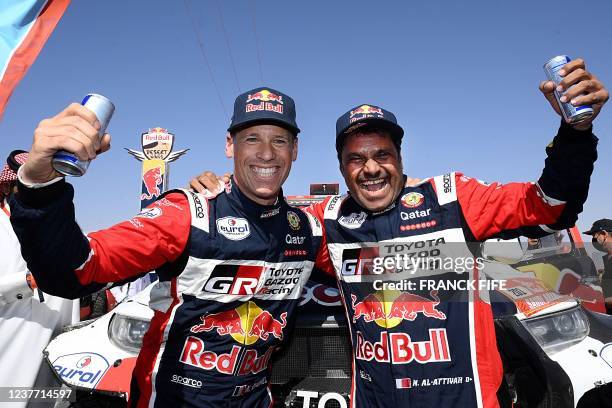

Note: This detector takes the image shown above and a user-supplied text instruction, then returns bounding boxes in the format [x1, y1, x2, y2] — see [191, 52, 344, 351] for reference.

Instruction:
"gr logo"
[203, 264, 263, 295]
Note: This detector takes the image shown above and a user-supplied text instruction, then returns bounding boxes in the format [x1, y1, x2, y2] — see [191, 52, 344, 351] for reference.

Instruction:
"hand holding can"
[541, 57, 608, 129]
[52, 94, 115, 176]
[20, 99, 113, 185]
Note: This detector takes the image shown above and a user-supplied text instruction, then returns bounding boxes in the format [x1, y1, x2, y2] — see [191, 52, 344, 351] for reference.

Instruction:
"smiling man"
[304, 58, 607, 407]
[191, 59, 607, 407]
[9, 87, 323, 407]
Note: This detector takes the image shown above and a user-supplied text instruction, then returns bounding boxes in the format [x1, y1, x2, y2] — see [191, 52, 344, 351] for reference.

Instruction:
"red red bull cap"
[228, 87, 300, 135]
[335, 104, 404, 155]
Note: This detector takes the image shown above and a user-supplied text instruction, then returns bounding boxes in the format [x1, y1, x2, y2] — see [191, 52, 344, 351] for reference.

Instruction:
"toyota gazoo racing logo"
[401, 192, 424, 208]
[338, 211, 367, 229]
[180, 303, 286, 375]
[216, 217, 250, 240]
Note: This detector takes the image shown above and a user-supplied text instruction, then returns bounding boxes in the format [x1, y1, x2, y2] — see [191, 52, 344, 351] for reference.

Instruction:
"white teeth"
[252, 167, 278, 177]
[361, 179, 384, 186]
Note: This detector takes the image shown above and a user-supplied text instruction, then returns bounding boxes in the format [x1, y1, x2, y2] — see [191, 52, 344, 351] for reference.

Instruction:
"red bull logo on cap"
[246, 89, 284, 114]
[349, 104, 384, 123]
[351, 290, 446, 328]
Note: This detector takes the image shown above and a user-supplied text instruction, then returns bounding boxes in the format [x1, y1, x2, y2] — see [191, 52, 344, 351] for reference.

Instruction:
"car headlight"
[521, 306, 589, 356]
[109, 314, 150, 353]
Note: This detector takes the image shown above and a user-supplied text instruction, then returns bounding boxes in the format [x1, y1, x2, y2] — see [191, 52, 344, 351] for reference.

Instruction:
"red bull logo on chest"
[351, 290, 446, 328]
[189, 302, 288, 345]
[356, 329, 451, 364]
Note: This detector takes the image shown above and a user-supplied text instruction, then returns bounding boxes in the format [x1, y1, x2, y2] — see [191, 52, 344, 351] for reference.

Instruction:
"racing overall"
[307, 123, 598, 408]
[10, 178, 320, 408]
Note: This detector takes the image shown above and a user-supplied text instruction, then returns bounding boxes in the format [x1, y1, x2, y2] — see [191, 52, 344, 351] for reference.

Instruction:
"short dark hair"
[336, 126, 401, 162]
[230, 124, 298, 141]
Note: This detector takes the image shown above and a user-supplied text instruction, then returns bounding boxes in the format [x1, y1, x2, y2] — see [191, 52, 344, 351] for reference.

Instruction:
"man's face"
[226, 124, 297, 205]
[339, 130, 403, 212]
[594, 231, 611, 252]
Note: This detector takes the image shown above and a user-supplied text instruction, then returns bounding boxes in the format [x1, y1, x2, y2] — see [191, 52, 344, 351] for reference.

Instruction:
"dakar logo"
[401, 192, 424, 208]
[141, 127, 174, 160]
[287, 211, 301, 230]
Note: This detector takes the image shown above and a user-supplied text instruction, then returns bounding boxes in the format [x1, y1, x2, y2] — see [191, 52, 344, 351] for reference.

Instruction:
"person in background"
[584, 219, 612, 313]
[0, 150, 77, 405]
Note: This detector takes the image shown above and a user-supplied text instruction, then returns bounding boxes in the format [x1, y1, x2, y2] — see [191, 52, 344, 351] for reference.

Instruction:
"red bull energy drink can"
[52, 94, 115, 176]
[543, 56, 594, 124]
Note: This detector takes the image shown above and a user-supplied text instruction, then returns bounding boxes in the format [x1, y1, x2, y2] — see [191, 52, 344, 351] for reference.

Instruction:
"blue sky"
[0, 0, 610, 233]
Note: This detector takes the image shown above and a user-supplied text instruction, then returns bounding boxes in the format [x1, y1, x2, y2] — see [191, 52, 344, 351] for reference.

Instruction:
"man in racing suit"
[192, 58, 607, 407]
[9, 87, 323, 407]
[304, 59, 606, 407]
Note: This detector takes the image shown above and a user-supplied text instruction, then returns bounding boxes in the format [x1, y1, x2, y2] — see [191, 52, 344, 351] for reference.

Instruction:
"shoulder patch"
[433, 172, 457, 205]
[179, 188, 210, 232]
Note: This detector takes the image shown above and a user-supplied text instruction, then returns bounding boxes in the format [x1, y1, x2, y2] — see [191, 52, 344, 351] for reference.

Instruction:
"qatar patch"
[401, 192, 424, 208]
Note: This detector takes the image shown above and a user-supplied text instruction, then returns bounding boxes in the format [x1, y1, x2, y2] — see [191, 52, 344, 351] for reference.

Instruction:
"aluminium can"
[543, 55, 593, 124]
[52, 94, 115, 176]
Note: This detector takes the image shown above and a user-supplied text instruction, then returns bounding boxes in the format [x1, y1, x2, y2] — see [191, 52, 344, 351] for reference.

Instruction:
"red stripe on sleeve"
[75, 193, 191, 285]
[456, 173, 564, 241]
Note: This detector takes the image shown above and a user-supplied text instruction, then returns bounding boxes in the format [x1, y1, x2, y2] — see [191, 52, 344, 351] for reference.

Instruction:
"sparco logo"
[217, 217, 250, 240]
[171, 374, 202, 388]
[443, 174, 452, 193]
[189, 191, 205, 218]
[338, 212, 367, 229]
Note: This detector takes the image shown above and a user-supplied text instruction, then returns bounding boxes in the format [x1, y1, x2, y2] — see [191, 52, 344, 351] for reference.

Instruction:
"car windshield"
[519, 231, 572, 260]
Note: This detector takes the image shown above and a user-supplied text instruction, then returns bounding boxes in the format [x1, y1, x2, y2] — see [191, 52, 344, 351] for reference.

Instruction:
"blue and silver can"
[543, 55, 594, 124]
[52, 94, 115, 176]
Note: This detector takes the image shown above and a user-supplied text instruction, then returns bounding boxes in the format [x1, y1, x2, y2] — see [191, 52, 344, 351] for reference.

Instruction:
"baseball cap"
[227, 87, 300, 135]
[583, 219, 612, 235]
[335, 104, 404, 153]
[0, 150, 28, 185]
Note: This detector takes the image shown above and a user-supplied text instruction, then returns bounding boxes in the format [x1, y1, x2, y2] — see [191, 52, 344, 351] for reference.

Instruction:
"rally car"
[45, 214, 612, 408]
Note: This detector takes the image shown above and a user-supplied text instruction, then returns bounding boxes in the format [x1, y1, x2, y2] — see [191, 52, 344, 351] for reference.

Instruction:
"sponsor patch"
[338, 212, 367, 229]
[400, 220, 437, 231]
[287, 211, 301, 230]
[401, 192, 424, 208]
[400, 208, 431, 221]
[52, 353, 109, 388]
[136, 207, 162, 219]
[217, 217, 251, 240]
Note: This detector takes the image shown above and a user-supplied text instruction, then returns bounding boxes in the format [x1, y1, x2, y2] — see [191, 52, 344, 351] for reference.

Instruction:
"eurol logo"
[216, 217, 251, 240]
[52, 353, 109, 388]
[338, 212, 367, 229]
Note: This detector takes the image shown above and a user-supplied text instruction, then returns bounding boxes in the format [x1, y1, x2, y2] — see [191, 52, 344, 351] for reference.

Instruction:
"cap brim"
[339, 118, 404, 140]
[228, 118, 300, 135]
[583, 229, 597, 235]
